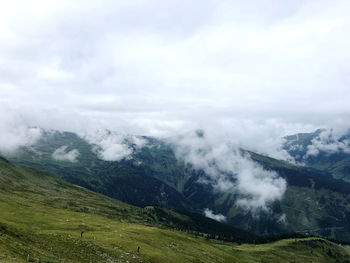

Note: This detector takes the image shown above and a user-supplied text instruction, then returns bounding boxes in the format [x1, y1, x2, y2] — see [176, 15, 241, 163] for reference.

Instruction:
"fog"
[0, 0, 349, 211]
[169, 130, 287, 210]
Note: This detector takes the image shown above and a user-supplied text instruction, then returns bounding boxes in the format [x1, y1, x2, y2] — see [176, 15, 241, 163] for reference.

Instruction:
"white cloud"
[305, 128, 350, 158]
[0, 111, 42, 154]
[168, 130, 287, 211]
[204, 208, 227, 222]
[0, 1, 349, 166]
[235, 160, 287, 211]
[81, 129, 147, 161]
[52, 145, 80, 162]
[0, 1, 349, 136]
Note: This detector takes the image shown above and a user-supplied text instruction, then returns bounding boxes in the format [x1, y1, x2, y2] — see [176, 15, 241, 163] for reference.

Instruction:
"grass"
[1, 157, 350, 262]
[7, 133, 350, 241]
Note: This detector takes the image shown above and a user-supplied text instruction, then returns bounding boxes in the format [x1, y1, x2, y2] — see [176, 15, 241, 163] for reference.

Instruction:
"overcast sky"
[1, 0, 350, 142]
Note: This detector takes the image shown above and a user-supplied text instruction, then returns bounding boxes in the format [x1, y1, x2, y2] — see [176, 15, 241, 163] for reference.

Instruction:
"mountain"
[6, 131, 193, 210]
[1, 156, 350, 262]
[6, 130, 350, 242]
[284, 129, 350, 183]
[0, 156, 252, 242]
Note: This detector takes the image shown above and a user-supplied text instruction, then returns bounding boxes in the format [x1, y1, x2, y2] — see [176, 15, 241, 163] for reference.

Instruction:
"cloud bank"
[52, 145, 80, 162]
[0, 0, 349, 144]
[0, 1, 348, 215]
[81, 130, 147, 161]
[169, 130, 287, 211]
[305, 128, 350, 158]
[0, 112, 42, 154]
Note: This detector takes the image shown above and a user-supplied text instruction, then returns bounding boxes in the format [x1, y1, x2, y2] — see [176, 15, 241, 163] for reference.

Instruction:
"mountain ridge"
[1, 156, 350, 262]
[5, 129, 350, 241]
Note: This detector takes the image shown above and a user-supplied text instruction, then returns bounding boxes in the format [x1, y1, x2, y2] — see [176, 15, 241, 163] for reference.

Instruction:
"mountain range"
[5, 129, 350, 242]
[2, 155, 350, 262]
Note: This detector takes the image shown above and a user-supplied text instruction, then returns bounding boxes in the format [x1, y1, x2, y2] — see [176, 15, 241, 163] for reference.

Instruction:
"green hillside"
[7, 131, 193, 211]
[6, 131, 350, 241]
[1, 157, 350, 262]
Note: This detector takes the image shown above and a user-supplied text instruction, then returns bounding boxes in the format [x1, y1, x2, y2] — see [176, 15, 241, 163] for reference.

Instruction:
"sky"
[1, 0, 350, 153]
[1, 0, 350, 213]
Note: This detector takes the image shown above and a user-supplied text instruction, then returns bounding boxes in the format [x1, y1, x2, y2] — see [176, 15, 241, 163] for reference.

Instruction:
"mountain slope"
[6, 130, 350, 241]
[1, 157, 350, 263]
[7, 131, 193, 211]
[0, 156, 254, 243]
[284, 129, 350, 183]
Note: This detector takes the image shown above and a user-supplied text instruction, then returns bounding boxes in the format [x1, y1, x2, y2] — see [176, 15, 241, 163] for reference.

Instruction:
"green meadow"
[1, 157, 350, 263]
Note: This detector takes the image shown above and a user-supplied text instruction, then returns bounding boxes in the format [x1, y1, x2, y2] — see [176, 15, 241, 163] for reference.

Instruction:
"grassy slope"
[1, 159, 350, 262]
[7, 132, 350, 241]
[7, 132, 194, 211]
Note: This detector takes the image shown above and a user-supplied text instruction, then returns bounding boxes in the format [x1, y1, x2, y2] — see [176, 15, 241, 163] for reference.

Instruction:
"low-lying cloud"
[0, 0, 350, 143]
[52, 145, 80, 162]
[204, 208, 227, 222]
[235, 160, 286, 210]
[1, 1, 349, 164]
[305, 129, 350, 158]
[81, 129, 147, 161]
[168, 130, 287, 211]
[0, 112, 42, 155]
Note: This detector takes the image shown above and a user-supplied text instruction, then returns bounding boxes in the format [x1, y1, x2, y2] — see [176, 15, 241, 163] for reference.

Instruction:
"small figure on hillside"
[81, 231, 84, 240]
[137, 245, 140, 255]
